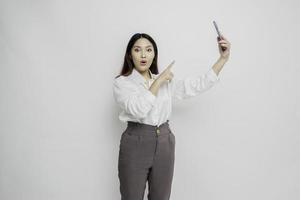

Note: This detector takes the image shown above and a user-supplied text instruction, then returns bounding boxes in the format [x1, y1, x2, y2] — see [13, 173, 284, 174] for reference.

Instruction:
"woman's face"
[130, 38, 155, 72]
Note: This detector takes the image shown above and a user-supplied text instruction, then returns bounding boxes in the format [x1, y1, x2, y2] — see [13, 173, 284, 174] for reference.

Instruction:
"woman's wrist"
[218, 56, 229, 62]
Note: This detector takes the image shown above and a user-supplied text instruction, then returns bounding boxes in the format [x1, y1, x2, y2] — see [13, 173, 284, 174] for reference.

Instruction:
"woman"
[113, 33, 230, 200]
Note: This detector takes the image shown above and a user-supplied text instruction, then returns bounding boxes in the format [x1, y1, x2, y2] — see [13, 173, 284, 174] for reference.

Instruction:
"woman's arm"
[169, 68, 220, 100]
[149, 78, 163, 97]
[169, 35, 231, 100]
[150, 60, 175, 96]
[113, 78, 157, 119]
[212, 57, 228, 76]
[213, 34, 231, 75]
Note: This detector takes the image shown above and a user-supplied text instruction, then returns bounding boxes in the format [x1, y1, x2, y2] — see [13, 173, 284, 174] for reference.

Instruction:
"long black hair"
[115, 33, 159, 79]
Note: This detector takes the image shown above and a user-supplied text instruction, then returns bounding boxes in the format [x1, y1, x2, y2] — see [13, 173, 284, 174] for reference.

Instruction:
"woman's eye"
[134, 48, 152, 52]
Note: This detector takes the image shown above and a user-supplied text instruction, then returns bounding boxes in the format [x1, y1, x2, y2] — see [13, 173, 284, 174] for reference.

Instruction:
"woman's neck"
[140, 70, 151, 81]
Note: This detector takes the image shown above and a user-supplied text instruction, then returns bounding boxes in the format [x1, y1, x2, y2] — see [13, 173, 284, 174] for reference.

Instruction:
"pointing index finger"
[167, 60, 175, 69]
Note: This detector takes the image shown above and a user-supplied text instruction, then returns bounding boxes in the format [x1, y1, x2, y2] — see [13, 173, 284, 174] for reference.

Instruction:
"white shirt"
[113, 67, 220, 127]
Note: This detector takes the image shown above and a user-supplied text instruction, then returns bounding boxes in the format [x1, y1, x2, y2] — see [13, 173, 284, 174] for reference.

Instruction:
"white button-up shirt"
[113, 67, 220, 126]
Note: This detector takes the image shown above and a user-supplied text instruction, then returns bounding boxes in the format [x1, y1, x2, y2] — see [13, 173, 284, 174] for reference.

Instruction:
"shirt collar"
[129, 67, 157, 85]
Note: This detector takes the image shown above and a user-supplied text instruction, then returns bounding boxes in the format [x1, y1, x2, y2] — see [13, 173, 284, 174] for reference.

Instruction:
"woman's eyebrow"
[133, 45, 153, 48]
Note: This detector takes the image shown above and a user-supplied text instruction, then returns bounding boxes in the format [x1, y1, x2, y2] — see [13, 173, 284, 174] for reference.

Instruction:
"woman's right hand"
[157, 60, 175, 84]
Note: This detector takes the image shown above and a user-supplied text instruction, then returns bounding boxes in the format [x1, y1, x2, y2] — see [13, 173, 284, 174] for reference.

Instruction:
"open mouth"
[140, 60, 147, 65]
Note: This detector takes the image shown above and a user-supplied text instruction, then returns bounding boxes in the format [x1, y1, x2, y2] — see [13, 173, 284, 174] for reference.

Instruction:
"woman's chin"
[136, 65, 149, 71]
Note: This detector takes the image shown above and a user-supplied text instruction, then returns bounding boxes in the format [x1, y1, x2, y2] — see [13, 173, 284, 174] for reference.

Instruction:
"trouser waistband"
[125, 120, 170, 136]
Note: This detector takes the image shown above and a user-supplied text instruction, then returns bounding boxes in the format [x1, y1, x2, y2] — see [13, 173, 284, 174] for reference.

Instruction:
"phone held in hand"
[213, 20, 226, 51]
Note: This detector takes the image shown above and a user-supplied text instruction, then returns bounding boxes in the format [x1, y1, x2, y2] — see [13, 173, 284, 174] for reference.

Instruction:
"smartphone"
[213, 21, 226, 51]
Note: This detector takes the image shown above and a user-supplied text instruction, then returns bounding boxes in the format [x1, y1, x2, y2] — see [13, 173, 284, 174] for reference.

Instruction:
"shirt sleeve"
[113, 78, 157, 119]
[170, 68, 220, 100]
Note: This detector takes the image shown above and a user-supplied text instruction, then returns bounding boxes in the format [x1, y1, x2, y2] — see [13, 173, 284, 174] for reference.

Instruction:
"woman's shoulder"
[113, 75, 135, 88]
[114, 74, 131, 81]
[114, 74, 125, 81]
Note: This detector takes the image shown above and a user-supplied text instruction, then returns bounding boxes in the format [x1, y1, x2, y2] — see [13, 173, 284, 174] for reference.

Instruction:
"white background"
[1, 0, 299, 199]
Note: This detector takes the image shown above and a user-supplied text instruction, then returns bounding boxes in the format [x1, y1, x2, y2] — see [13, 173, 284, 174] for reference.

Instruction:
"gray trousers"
[118, 120, 175, 200]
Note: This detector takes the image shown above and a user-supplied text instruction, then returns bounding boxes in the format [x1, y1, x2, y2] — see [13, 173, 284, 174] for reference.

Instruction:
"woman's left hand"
[217, 34, 231, 60]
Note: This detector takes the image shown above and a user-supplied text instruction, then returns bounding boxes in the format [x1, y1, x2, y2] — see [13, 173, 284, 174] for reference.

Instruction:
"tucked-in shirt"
[113, 67, 220, 127]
